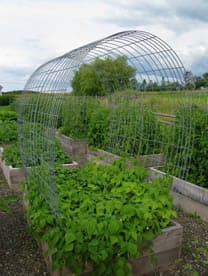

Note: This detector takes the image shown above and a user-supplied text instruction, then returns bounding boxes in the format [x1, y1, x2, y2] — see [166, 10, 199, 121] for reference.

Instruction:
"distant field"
[109, 89, 208, 114]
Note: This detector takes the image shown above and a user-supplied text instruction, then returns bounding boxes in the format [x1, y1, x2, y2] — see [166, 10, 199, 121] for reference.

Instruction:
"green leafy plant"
[60, 96, 161, 156]
[165, 105, 208, 187]
[0, 120, 17, 143]
[60, 97, 98, 139]
[87, 106, 110, 149]
[2, 143, 22, 167]
[2, 140, 72, 168]
[23, 160, 175, 275]
[0, 110, 17, 121]
[108, 102, 161, 156]
[0, 195, 17, 214]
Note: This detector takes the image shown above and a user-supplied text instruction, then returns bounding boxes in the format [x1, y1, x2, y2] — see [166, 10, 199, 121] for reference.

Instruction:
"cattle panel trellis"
[18, 30, 204, 217]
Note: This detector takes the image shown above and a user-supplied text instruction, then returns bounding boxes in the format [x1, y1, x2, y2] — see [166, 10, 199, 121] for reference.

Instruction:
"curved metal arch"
[25, 30, 186, 93]
[20, 30, 187, 217]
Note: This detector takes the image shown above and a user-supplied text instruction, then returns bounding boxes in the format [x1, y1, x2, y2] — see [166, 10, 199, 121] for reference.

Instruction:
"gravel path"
[164, 210, 208, 276]
[0, 167, 208, 276]
[0, 169, 49, 276]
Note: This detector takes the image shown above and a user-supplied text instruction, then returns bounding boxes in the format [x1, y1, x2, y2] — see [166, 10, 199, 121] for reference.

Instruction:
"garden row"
[0, 97, 181, 275]
[59, 95, 208, 188]
[3, 127, 208, 275]
[1, 93, 208, 275]
[2, 93, 207, 188]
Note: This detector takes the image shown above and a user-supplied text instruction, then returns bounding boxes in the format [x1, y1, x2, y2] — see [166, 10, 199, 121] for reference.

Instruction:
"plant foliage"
[165, 105, 208, 187]
[23, 160, 175, 275]
[0, 120, 17, 143]
[2, 140, 72, 168]
[0, 94, 16, 106]
[60, 97, 160, 156]
[0, 195, 17, 214]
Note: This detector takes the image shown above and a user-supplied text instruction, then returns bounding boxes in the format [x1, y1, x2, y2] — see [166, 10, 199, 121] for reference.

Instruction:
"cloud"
[97, 0, 208, 31]
[190, 51, 208, 76]
[0, 0, 207, 91]
[0, 66, 31, 91]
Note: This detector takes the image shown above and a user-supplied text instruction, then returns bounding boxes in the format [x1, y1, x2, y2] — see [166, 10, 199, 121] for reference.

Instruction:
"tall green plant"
[165, 105, 208, 187]
[87, 106, 110, 149]
[108, 101, 161, 156]
[60, 97, 98, 139]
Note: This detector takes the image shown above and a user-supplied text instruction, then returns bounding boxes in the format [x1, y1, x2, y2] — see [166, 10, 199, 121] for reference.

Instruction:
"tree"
[194, 72, 208, 89]
[71, 56, 136, 96]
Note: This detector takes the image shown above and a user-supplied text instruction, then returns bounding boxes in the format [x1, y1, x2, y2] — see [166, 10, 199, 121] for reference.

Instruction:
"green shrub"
[23, 160, 175, 275]
[9, 100, 18, 112]
[0, 94, 16, 106]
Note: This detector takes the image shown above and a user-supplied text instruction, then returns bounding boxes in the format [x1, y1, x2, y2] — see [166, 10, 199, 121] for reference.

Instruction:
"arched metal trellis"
[18, 30, 190, 217]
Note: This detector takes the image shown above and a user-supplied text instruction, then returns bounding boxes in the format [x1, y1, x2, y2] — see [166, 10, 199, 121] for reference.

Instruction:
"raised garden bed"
[86, 145, 208, 223]
[38, 220, 182, 276]
[0, 147, 78, 192]
[56, 133, 88, 164]
[56, 133, 165, 168]
[13, 135, 183, 274]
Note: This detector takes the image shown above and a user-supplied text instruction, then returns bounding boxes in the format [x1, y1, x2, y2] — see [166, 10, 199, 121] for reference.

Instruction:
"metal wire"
[19, 30, 190, 217]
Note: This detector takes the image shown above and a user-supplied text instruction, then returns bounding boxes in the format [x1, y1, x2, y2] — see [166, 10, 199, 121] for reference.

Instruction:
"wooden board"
[38, 221, 182, 276]
[130, 221, 182, 275]
[149, 167, 208, 206]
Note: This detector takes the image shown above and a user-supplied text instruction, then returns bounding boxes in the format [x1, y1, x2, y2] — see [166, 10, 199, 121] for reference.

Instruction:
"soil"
[0, 167, 208, 276]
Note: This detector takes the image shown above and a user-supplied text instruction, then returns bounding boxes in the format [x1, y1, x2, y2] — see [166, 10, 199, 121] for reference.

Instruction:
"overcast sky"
[0, 0, 208, 91]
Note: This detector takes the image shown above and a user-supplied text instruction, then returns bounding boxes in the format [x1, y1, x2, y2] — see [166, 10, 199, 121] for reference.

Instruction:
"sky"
[0, 0, 208, 91]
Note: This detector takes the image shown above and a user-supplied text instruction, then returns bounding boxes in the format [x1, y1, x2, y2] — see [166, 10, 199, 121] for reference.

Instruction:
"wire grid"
[61, 93, 203, 182]
[19, 30, 191, 217]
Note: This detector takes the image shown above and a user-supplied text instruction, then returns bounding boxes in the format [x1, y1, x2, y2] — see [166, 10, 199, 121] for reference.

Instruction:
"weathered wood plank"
[149, 167, 208, 206]
[172, 191, 208, 222]
[38, 221, 182, 276]
[56, 133, 88, 164]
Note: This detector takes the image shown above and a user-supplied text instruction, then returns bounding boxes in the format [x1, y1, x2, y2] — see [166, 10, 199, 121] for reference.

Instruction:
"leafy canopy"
[71, 56, 136, 96]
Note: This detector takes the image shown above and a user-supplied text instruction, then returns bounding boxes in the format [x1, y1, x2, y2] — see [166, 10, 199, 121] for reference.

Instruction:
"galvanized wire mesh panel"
[60, 93, 205, 181]
[18, 30, 195, 217]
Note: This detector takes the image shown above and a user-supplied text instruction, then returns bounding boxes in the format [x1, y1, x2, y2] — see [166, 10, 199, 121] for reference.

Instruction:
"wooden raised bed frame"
[0, 147, 78, 192]
[38, 220, 182, 276]
[149, 168, 208, 222]
[15, 136, 182, 275]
